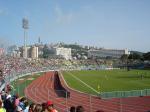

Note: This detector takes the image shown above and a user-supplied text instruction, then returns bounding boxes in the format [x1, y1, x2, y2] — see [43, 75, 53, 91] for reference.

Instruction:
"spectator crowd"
[0, 56, 108, 112]
[0, 90, 86, 112]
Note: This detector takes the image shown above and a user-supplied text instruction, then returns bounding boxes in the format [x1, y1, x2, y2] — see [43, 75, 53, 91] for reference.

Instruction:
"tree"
[143, 52, 150, 61]
[128, 53, 142, 60]
[120, 54, 130, 70]
[120, 54, 128, 63]
[43, 45, 49, 58]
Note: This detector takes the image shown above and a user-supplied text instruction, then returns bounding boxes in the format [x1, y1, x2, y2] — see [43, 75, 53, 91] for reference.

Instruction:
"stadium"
[0, 57, 150, 112]
[1, 1, 150, 112]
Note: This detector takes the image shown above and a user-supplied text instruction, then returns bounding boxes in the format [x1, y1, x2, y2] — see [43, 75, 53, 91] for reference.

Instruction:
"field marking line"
[66, 71, 99, 94]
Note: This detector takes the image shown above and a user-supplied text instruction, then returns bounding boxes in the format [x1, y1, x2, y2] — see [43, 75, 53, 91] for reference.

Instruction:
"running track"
[25, 71, 150, 112]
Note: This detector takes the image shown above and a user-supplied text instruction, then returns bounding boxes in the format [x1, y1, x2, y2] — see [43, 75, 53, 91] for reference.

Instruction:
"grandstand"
[0, 56, 150, 112]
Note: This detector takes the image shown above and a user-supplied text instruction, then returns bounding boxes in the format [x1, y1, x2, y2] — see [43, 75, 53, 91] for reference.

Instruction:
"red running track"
[25, 71, 150, 112]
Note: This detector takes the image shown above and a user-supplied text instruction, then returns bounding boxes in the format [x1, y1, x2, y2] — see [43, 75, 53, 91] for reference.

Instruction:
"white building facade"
[0, 48, 5, 56]
[23, 47, 28, 58]
[11, 50, 21, 58]
[31, 46, 38, 59]
[88, 48, 130, 59]
[55, 47, 72, 60]
[22, 46, 38, 59]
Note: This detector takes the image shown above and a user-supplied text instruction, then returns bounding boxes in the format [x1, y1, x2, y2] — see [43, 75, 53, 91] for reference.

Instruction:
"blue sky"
[0, 0, 150, 52]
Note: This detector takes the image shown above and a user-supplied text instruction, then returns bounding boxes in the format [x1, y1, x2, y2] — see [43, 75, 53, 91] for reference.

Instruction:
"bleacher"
[1, 56, 150, 112]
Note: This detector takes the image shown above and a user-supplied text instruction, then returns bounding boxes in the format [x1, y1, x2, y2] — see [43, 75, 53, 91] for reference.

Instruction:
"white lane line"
[66, 71, 99, 94]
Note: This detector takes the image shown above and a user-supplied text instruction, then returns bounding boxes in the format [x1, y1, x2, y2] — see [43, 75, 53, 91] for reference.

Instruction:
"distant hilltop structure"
[55, 47, 72, 60]
[88, 48, 130, 59]
[8, 38, 133, 60]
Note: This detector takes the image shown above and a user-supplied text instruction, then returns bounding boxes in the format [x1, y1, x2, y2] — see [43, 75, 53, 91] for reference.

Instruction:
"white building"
[31, 46, 38, 59]
[55, 47, 72, 60]
[12, 50, 21, 58]
[88, 48, 130, 59]
[0, 48, 5, 56]
[22, 46, 29, 58]
[23, 47, 28, 58]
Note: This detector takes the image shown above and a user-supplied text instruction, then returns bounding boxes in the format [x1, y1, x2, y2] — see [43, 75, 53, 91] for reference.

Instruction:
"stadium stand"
[1, 56, 150, 112]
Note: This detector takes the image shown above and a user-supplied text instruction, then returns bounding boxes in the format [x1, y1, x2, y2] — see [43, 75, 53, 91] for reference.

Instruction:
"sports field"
[11, 72, 43, 96]
[62, 69, 150, 95]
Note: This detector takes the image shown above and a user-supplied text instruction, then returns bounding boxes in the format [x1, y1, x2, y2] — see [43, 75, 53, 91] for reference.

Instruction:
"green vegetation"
[9, 70, 150, 97]
[143, 52, 150, 61]
[11, 73, 43, 97]
[62, 70, 150, 95]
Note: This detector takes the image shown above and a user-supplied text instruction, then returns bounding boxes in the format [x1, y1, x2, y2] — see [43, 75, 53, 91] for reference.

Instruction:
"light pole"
[22, 18, 29, 58]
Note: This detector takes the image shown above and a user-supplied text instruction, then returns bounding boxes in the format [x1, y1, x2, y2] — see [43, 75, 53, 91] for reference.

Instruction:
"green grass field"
[11, 72, 43, 96]
[62, 69, 150, 95]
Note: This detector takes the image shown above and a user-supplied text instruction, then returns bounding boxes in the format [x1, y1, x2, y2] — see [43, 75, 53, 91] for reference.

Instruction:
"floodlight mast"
[22, 18, 29, 58]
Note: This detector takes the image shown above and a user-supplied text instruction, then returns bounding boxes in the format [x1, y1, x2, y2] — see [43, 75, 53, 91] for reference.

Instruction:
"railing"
[22, 87, 150, 112]
[1, 69, 150, 112]
[100, 89, 150, 99]
[0, 66, 58, 92]
[30, 89, 69, 112]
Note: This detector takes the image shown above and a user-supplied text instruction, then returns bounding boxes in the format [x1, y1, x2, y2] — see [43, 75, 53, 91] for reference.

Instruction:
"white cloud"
[55, 5, 73, 24]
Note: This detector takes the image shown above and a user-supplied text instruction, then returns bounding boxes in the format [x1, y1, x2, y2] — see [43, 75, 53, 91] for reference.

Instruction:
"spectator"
[19, 97, 27, 110]
[96, 110, 104, 112]
[3, 94, 14, 112]
[46, 100, 58, 112]
[41, 103, 47, 112]
[34, 104, 42, 112]
[29, 103, 36, 112]
[16, 106, 23, 112]
[14, 94, 20, 108]
[0, 91, 6, 101]
[70, 106, 76, 112]
[0, 70, 2, 74]
[0, 100, 6, 112]
[23, 101, 29, 112]
[76, 106, 84, 112]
